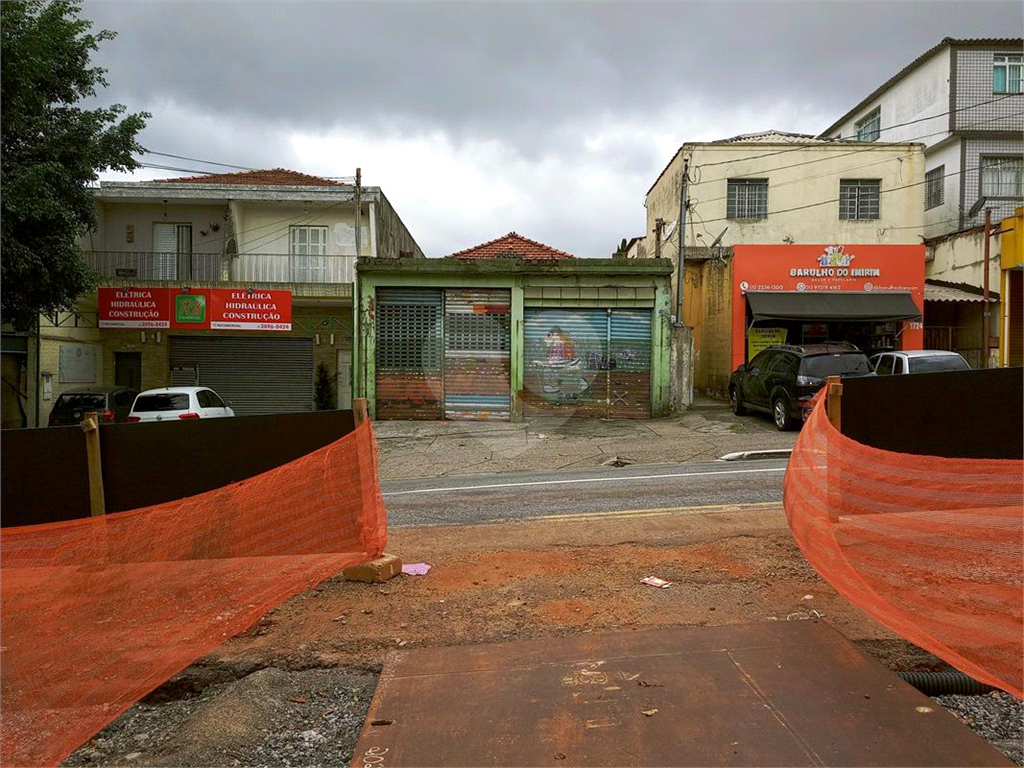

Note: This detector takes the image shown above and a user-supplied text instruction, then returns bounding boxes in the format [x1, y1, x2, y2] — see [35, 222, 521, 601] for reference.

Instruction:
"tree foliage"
[1, 0, 148, 331]
[314, 362, 336, 411]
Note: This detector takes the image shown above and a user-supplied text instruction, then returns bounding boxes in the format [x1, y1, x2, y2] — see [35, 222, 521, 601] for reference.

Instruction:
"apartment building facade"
[819, 37, 1023, 367]
[643, 132, 927, 397]
[33, 169, 423, 427]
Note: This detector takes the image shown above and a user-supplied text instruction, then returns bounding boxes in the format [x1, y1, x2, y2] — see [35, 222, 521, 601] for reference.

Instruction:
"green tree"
[1, 0, 149, 331]
[314, 362, 335, 411]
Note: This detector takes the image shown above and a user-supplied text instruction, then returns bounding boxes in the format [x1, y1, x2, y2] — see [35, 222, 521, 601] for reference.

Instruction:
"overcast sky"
[82, 0, 1020, 257]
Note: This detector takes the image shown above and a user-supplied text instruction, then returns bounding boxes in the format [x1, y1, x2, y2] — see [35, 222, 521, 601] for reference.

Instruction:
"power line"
[142, 151, 255, 171]
[688, 109, 1024, 209]
[694, 94, 1021, 170]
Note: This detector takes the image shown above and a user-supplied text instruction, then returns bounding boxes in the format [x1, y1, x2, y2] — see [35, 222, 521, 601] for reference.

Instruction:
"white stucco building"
[819, 37, 1023, 367]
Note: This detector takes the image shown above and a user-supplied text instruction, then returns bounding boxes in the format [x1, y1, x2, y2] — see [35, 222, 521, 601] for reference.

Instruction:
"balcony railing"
[84, 251, 356, 285]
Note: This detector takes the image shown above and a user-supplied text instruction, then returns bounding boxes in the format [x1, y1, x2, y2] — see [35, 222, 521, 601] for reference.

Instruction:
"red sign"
[730, 244, 925, 369]
[209, 289, 292, 331]
[98, 288, 170, 328]
[98, 288, 292, 331]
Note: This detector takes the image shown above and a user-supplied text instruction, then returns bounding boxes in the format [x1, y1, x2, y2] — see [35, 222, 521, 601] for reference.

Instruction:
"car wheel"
[773, 397, 795, 431]
[730, 387, 747, 416]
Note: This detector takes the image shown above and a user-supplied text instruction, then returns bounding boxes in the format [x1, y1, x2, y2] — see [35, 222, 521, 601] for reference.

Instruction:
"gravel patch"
[61, 665, 1023, 767]
[935, 691, 1024, 766]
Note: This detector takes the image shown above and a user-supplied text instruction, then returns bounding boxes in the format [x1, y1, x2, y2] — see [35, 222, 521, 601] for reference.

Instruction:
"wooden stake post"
[353, 397, 368, 426]
[81, 411, 106, 516]
[825, 376, 843, 434]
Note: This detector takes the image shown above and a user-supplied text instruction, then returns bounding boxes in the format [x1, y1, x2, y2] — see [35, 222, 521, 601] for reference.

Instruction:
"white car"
[127, 386, 235, 422]
[869, 349, 971, 375]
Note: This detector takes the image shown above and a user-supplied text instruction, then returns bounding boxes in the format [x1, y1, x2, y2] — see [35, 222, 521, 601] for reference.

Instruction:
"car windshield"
[133, 393, 190, 412]
[54, 393, 106, 410]
[908, 355, 969, 373]
[801, 353, 871, 378]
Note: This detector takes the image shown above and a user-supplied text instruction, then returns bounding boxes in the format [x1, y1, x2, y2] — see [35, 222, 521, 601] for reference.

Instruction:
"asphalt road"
[380, 457, 789, 527]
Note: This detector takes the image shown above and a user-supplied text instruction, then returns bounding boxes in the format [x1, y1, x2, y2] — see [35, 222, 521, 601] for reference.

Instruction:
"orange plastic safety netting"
[783, 393, 1023, 699]
[0, 419, 388, 768]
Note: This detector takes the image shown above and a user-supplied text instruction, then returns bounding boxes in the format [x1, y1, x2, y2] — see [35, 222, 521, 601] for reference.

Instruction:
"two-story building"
[35, 168, 423, 426]
[819, 37, 1023, 368]
[643, 131, 927, 397]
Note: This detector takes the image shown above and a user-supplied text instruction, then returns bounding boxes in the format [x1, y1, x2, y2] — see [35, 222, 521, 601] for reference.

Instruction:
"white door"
[337, 348, 352, 409]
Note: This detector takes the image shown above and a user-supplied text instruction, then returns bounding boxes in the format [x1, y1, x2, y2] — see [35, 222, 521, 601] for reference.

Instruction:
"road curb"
[719, 449, 792, 462]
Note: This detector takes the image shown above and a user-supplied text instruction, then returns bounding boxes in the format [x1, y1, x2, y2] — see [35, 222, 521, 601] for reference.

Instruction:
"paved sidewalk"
[373, 396, 797, 481]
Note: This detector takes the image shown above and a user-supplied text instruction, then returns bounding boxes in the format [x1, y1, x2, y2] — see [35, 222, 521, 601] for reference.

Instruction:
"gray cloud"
[80, 0, 1020, 255]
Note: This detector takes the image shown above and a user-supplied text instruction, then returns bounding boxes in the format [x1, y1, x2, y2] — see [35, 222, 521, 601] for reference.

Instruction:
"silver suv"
[869, 350, 970, 375]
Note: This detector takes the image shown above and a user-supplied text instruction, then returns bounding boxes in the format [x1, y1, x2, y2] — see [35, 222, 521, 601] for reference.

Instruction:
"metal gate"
[169, 335, 314, 416]
[375, 288, 443, 420]
[444, 290, 511, 420]
[522, 308, 652, 418]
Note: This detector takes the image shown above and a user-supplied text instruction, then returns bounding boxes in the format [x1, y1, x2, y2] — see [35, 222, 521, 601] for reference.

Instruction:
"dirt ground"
[65, 504, 959, 767]
[212, 504, 932, 674]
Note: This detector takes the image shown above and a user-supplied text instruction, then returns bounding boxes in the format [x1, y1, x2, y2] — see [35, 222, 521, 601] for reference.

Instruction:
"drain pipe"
[897, 671, 995, 696]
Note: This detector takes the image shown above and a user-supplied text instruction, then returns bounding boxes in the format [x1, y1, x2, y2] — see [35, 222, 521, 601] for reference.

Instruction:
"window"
[993, 54, 1022, 94]
[839, 179, 881, 220]
[290, 225, 328, 282]
[727, 178, 768, 219]
[925, 166, 945, 209]
[980, 156, 1023, 198]
[875, 355, 894, 376]
[855, 108, 881, 142]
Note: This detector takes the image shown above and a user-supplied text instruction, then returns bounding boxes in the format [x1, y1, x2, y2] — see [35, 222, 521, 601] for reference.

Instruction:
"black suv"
[47, 385, 139, 426]
[728, 343, 873, 431]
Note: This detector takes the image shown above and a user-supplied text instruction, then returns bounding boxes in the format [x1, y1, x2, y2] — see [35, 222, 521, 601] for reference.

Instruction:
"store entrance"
[744, 318, 901, 363]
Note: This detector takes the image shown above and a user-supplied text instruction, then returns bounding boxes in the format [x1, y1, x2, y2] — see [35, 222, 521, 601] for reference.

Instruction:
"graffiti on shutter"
[523, 308, 651, 418]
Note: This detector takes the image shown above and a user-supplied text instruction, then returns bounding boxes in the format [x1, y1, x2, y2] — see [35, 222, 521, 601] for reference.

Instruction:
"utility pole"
[982, 207, 991, 369]
[354, 167, 362, 260]
[675, 158, 689, 323]
[653, 219, 664, 259]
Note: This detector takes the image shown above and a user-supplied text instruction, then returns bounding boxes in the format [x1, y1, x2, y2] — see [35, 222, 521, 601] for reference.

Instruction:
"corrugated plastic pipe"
[897, 671, 996, 696]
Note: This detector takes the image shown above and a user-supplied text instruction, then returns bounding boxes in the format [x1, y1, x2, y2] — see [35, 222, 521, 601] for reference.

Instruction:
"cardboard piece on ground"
[402, 562, 431, 576]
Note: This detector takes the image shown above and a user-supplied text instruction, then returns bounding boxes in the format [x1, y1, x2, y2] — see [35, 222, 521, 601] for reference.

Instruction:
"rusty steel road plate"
[353, 620, 1015, 767]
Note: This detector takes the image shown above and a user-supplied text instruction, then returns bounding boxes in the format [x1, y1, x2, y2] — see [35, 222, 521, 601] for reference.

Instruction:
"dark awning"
[745, 291, 922, 322]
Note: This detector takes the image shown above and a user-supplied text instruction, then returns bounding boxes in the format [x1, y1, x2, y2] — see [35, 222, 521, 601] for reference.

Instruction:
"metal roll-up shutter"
[608, 309, 652, 418]
[444, 289, 511, 420]
[523, 308, 608, 418]
[169, 335, 313, 416]
[375, 288, 443, 420]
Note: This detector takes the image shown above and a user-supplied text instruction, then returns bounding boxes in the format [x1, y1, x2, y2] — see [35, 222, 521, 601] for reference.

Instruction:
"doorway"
[337, 349, 352, 410]
[115, 351, 142, 391]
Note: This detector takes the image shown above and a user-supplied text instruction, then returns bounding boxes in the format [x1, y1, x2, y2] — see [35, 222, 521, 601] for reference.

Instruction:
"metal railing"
[84, 251, 356, 285]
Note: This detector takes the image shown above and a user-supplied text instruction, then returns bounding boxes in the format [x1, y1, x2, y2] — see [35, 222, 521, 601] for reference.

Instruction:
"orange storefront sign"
[731, 244, 925, 370]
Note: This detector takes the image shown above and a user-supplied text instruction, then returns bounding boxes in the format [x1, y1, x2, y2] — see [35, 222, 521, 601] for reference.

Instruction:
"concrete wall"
[83, 202, 228, 254]
[687, 259, 734, 399]
[927, 226, 1004, 291]
[645, 142, 926, 263]
[232, 202, 370, 256]
[375, 191, 426, 258]
[925, 142, 962, 238]
[827, 47, 950, 143]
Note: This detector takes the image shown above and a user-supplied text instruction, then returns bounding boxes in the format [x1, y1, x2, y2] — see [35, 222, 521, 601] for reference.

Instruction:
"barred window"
[993, 54, 1022, 94]
[980, 156, 1023, 198]
[727, 178, 768, 219]
[855, 108, 881, 142]
[839, 179, 880, 220]
[925, 166, 945, 210]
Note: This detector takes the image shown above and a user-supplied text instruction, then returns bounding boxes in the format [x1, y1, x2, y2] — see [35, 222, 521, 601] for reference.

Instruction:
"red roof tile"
[446, 232, 576, 260]
[155, 168, 348, 187]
